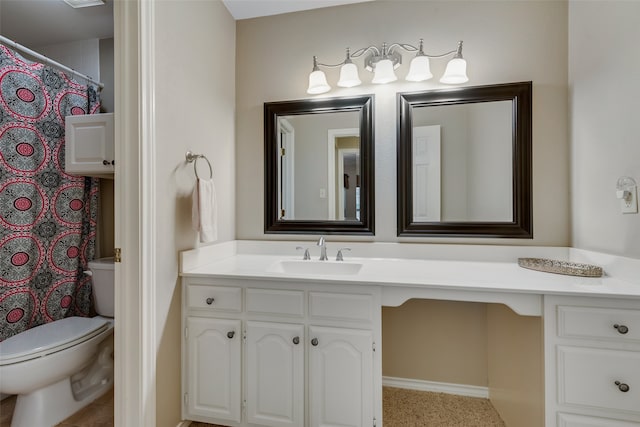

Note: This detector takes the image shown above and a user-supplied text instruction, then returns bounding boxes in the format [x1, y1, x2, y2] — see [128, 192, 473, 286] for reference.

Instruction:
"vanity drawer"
[246, 288, 304, 317]
[558, 413, 640, 427]
[309, 292, 373, 322]
[558, 345, 640, 414]
[186, 285, 242, 312]
[558, 305, 640, 343]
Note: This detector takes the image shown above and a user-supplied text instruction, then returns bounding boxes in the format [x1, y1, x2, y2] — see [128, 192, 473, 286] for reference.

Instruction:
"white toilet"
[0, 257, 115, 427]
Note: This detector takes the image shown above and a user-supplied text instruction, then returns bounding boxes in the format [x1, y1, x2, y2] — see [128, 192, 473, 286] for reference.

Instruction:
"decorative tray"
[517, 258, 603, 277]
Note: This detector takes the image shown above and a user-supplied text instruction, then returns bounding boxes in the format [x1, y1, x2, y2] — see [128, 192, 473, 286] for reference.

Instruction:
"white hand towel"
[192, 178, 218, 243]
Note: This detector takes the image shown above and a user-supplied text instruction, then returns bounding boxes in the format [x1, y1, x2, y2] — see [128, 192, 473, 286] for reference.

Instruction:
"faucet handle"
[317, 236, 326, 246]
[296, 246, 311, 260]
[336, 247, 351, 261]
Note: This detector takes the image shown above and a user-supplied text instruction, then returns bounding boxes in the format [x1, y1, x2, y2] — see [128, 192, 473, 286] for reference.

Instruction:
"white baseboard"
[176, 421, 191, 427]
[382, 376, 489, 399]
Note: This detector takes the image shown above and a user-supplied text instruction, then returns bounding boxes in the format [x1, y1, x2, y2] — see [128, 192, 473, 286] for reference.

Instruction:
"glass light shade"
[337, 63, 362, 88]
[307, 70, 331, 94]
[371, 59, 397, 84]
[440, 57, 468, 84]
[405, 55, 433, 82]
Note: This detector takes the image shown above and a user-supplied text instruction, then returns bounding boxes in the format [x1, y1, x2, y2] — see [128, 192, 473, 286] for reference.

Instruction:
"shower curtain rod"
[0, 34, 104, 90]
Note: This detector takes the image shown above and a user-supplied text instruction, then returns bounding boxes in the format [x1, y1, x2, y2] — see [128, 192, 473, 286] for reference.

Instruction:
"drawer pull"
[227, 331, 235, 339]
[205, 297, 215, 305]
[615, 381, 630, 392]
[613, 324, 629, 334]
[292, 336, 300, 345]
[311, 338, 319, 346]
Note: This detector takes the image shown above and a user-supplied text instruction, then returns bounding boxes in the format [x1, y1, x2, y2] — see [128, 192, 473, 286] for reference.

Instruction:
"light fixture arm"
[389, 39, 462, 59]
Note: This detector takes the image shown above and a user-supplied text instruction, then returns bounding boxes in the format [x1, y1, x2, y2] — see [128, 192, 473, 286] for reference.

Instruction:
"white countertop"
[180, 241, 640, 302]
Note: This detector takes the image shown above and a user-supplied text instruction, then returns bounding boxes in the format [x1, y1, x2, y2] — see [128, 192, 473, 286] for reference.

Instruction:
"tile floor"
[55, 388, 114, 427]
[0, 388, 113, 427]
[2, 386, 505, 426]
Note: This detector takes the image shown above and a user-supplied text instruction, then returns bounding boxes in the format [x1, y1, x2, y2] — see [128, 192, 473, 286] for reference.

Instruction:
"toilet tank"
[88, 257, 114, 317]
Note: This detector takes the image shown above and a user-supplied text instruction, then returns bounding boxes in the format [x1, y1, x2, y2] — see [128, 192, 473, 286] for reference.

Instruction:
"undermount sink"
[268, 260, 363, 276]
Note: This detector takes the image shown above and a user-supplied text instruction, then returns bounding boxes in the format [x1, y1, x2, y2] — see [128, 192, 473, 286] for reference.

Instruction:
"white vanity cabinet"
[308, 326, 374, 427]
[185, 316, 242, 423]
[181, 277, 381, 427]
[245, 321, 304, 427]
[183, 283, 243, 424]
[545, 296, 640, 427]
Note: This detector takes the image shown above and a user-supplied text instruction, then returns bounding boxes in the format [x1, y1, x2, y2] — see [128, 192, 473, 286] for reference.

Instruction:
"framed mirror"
[397, 81, 532, 237]
[264, 95, 374, 234]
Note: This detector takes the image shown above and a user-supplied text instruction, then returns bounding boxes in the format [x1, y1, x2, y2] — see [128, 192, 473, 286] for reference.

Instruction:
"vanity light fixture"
[307, 39, 468, 94]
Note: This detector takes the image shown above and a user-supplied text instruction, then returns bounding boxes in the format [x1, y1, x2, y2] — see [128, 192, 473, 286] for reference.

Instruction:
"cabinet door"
[308, 326, 374, 427]
[64, 113, 114, 175]
[246, 321, 304, 427]
[186, 317, 241, 423]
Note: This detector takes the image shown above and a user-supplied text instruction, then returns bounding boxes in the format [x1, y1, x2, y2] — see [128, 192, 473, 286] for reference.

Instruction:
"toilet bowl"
[0, 257, 115, 427]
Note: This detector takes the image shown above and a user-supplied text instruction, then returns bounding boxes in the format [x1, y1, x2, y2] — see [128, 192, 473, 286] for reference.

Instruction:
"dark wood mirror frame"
[264, 95, 375, 235]
[397, 81, 532, 238]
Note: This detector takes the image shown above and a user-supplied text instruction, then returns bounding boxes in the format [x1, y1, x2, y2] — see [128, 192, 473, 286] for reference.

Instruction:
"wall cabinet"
[182, 278, 381, 427]
[64, 113, 114, 177]
[545, 296, 640, 427]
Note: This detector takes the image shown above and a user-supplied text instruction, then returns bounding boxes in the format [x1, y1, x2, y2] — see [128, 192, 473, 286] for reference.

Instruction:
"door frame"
[278, 118, 295, 219]
[327, 128, 359, 220]
[114, 0, 156, 425]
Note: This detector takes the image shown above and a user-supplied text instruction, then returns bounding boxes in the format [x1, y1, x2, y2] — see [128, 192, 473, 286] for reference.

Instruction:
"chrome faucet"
[317, 236, 328, 261]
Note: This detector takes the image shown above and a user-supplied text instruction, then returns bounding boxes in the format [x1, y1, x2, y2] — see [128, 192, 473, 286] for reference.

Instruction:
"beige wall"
[236, 0, 569, 245]
[569, 1, 640, 259]
[153, 1, 236, 425]
[383, 300, 488, 386]
[487, 304, 544, 427]
[98, 180, 114, 258]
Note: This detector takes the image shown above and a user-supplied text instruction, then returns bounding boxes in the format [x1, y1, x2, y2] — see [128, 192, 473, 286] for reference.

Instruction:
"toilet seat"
[0, 317, 109, 366]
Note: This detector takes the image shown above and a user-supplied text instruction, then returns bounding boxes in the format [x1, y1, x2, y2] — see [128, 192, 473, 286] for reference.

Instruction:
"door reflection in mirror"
[277, 112, 360, 221]
[411, 101, 513, 222]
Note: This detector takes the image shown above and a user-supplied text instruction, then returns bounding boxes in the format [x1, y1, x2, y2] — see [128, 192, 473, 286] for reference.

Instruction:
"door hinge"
[184, 327, 188, 339]
[280, 147, 285, 156]
[280, 209, 285, 218]
[184, 393, 189, 406]
[114, 248, 121, 263]
[373, 416, 377, 427]
[243, 330, 247, 342]
[373, 341, 376, 352]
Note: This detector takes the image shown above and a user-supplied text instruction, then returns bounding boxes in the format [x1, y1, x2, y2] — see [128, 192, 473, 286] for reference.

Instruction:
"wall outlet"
[621, 186, 638, 214]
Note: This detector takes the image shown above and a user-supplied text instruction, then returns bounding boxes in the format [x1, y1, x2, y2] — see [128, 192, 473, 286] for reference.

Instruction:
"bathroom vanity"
[179, 241, 640, 427]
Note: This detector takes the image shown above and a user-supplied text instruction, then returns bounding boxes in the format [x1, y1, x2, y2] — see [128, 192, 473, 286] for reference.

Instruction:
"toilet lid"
[0, 317, 109, 366]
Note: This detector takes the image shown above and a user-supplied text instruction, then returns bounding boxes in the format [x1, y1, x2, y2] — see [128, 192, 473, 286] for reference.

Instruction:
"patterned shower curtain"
[0, 45, 101, 342]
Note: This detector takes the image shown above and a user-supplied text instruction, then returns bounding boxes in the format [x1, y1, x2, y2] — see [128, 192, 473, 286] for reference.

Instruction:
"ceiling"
[0, 0, 373, 48]
[0, 0, 114, 47]
[221, 0, 373, 20]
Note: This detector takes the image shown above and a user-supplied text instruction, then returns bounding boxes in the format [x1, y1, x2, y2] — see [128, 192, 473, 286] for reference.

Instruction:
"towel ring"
[185, 151, 212, 180]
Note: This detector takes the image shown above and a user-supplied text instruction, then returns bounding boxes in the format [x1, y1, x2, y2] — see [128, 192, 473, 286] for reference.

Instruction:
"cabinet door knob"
[205, 297, 214, 305]
[613, 324, 629, 334]
[292, 336, 300, 345]
[227, 331, 235, 339]
[615, 381, 630, 392]
[103, 160, 110, 166]
[311, 338, 319, 346]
